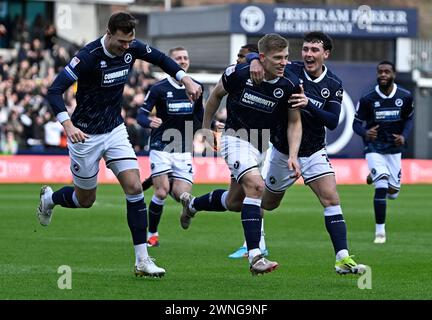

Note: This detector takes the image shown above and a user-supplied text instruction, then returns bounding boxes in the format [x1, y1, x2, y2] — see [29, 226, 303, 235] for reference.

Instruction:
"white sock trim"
[243, 197, 262, 206]
[323, 205, 342, 216]
[126, 193, 144, 203]
[72, 191, 81, 208]
[134, 243, 149, 265]
[151, 195, 165, 205]
[336, 249, 349, 261]
[376, 223, 385, 234]
[221, 191, 229, 210]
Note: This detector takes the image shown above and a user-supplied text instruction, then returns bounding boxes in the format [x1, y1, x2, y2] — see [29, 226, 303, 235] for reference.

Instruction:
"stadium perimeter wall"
[0, 156, 431, 185]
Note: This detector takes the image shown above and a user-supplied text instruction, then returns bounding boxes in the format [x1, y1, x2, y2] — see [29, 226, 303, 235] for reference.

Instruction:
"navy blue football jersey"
[222, 63, 300, 152]
[354, 84, 414, 154]
[138, 77, 204, 153]
[273, 61, 343, 157]
[47, 36, 183, 134]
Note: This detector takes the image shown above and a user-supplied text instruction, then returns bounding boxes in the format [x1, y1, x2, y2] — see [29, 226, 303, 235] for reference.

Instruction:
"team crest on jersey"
[70, 57, 80, 68]
[72, 163, 80, 173]
[395, 98, 403, 107]
[234, 161, 240, 170]
[100, 60, 107, 68]
[374, 101, 381, 108]
[321, 88, 330, 98]
[273, 88, 283, 98]
[167, 91, 173, 98]
[124, 53, 132, 64]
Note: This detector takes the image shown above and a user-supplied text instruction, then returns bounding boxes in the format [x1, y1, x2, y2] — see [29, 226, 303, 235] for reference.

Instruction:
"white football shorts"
[68, 123, 138, 190]
[264, 146, 335, 193]
[220, 135, 266, 182]
[149, 150, 193, 185]
[366, 152, 401, 190]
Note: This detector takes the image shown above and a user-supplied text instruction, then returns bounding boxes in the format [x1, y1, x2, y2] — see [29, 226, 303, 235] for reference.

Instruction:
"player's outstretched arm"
[287, 107, 302, 178]
[201, 79, 227, 150]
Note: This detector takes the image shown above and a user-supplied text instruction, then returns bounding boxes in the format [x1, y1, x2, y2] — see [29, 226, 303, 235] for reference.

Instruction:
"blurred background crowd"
[0, 13, 220, 156]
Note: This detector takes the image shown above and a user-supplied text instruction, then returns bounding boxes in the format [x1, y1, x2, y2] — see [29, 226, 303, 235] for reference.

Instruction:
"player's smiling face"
[302, 41, 329, 78]
[171, 50, 190, 72]
[106, 29, 135, 57]
[377, 64, 395, 88]
[260, 47, 289, 80]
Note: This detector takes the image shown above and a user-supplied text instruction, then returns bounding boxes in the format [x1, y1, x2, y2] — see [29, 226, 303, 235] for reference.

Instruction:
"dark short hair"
[108, 12, 136, 35]
[377, 60, 395, 72]
[241, 43, 258, 53]
[303, 31, 333, 52]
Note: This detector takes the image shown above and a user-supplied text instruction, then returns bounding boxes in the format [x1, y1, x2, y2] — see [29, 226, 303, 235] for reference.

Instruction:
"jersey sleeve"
[137, 86, 159, 128]
[47, 50, 93, 122]
[135, 40, 183, 80]
[352, 97, 369, 137]
[221, 64, 238, 93]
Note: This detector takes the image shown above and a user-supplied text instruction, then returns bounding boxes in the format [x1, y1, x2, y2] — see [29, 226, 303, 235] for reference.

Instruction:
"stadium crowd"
[0, 15, 217, 156]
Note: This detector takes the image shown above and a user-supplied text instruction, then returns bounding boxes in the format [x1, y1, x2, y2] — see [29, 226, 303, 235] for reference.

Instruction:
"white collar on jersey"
[263, 77, 280, 84]
[101, 34, 116, 59]
[303, 64, 328, 83]
[375, 84, 398, 99]
[167, 76, 184, 89]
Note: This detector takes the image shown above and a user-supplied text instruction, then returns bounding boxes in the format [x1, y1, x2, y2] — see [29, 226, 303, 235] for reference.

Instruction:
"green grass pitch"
[0, 183, 431, 300]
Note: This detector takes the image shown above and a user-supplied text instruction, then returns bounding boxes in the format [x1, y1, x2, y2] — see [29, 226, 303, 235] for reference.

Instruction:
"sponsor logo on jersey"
[240, 89, 278, 113]
[374, 108, 401, 122]
[70, 57, 80, 68]
[124, 53, 132, 64]
[321, 88, 330, 98]
[273, 88, 284, 98]
[167, 100, 193, 115]
[101, 65, 129, 87]
[306, 93, 326, 109]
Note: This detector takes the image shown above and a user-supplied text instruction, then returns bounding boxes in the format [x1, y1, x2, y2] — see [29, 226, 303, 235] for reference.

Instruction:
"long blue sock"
[148, 196, 164, 233]
[126, 196, 148, 245]
[193, 189, 227, 212]
[324, 205, 348, 254]
[52, 186, 77, 208]
[374, 188, 387, 224]
[241, 198, 262, 251]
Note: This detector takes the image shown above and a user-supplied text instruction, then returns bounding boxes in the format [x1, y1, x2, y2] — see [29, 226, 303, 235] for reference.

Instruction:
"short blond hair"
[258, 34, 289, 55]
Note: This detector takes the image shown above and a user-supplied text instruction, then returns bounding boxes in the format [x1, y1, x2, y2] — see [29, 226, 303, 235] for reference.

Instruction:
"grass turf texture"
[0, 184, 431, 300]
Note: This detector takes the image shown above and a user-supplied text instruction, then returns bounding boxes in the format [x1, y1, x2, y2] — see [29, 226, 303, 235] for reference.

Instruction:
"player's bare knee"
[123, 181, 143, 195]
[154, 187, 169, 200]
[321, 196, 339, 208]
